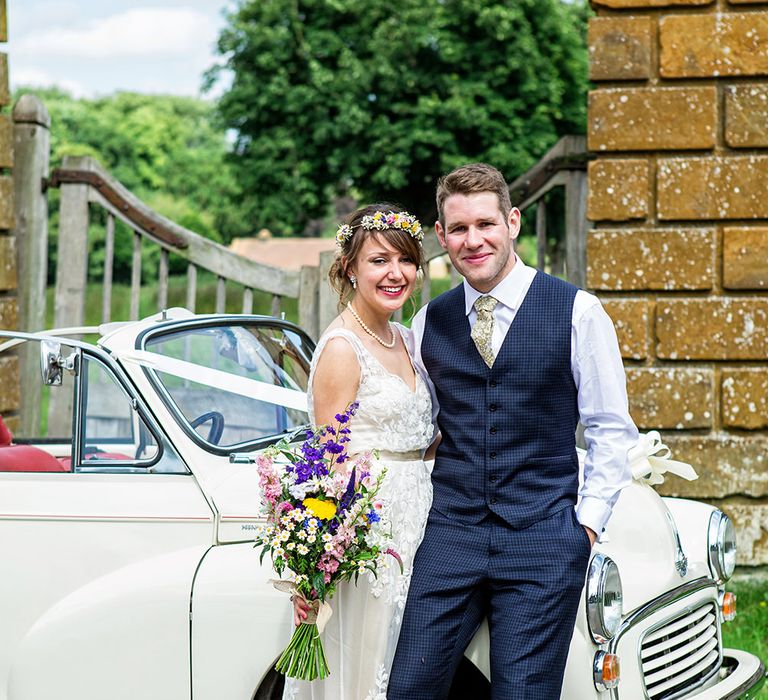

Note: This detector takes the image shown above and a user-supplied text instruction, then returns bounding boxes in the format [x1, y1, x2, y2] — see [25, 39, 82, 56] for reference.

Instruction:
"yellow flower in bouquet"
[302, 498, 337, 520]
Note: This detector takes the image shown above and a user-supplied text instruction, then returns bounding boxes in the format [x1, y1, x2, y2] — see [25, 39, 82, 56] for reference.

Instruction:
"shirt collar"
[463, 253, 535, 316]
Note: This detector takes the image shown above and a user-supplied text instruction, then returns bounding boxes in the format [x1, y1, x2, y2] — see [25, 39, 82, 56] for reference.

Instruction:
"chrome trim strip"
[0, 514, 212, 523]
[609, 578, 716, 652]
[665, 510, 688, 578]
[608, 578, 719, 700]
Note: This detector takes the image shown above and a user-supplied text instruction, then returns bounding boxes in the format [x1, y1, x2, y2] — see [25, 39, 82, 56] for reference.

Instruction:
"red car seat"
[0, 416, 70, 472]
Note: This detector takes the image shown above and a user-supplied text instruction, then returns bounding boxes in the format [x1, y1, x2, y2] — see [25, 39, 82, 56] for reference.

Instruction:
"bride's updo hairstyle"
[329, 203, 425, 305]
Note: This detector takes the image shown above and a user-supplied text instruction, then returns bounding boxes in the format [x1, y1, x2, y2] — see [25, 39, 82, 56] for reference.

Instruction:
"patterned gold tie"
[471, 295, 498, 368]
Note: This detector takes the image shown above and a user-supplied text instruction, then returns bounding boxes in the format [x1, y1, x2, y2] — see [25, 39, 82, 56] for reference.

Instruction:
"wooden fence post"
[12, 94, 50, 437]
[318, 250, 337, 336]
[53, 155, 90, 329]
[565, 169, 589, 289]
[49, 155, 90, 436]
[299, 264, 319, 341]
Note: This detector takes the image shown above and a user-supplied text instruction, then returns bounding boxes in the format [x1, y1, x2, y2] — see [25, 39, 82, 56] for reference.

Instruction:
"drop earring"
[349, 275, 357, 289]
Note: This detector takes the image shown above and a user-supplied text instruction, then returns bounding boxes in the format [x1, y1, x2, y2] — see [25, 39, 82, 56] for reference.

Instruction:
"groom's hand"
[584, 526, 598, 548]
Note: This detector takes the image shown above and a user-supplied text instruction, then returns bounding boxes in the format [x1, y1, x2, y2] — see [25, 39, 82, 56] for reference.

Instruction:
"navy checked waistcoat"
[422, 271, 580, 529]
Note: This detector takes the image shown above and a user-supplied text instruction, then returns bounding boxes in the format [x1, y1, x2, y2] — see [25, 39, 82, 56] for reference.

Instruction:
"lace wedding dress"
[283, 326, 433, 700]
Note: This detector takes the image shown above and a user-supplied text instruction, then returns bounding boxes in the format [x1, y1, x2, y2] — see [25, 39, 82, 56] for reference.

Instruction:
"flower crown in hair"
[335, 210, 423, 247]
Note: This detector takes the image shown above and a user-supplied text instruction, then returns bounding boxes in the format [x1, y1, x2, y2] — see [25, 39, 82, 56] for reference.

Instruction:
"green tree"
[208, 0, 589, 233]
[43, 89, 247, 237]
[14, 88, 250, 281]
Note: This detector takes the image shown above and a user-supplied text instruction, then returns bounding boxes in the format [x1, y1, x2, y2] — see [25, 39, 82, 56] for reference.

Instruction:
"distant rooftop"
[229, 233, 336, 271]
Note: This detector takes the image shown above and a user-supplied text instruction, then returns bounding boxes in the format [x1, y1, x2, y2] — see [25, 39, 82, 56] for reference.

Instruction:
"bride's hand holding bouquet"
[253, 401, 402, 681]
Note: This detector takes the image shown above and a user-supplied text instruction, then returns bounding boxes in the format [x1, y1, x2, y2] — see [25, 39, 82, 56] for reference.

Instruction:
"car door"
[128, 318, 315, 700]
[0, 337, 213, 700]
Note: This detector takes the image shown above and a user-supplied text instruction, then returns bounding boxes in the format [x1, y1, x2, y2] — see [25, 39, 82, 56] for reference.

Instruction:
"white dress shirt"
[409, 254, 638, 537]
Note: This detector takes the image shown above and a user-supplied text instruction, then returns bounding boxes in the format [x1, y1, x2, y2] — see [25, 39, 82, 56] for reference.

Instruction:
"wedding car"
[0, 309, 764, 700]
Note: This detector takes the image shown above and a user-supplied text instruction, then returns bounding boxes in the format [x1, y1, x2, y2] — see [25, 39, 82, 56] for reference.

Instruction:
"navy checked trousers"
[388, 506, 591, 700]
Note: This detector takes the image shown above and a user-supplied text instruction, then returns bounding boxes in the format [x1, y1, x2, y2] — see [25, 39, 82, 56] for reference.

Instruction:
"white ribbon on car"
[629, 430, 698, 486]
[270, 579, 333, 632]
[119, 350, 308, 412]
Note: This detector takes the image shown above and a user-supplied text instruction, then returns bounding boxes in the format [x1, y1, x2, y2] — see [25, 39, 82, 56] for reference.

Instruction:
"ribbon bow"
[629, 431, 698, 486]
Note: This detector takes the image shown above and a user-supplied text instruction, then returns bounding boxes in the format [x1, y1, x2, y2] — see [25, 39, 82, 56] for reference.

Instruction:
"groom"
[389, 163, 638, 700]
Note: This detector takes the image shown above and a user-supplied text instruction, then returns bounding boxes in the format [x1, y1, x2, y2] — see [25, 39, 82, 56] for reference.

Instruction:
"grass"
[722, 577, 768, 698]
[45, 272, 301, 328]
[43, 272, 456, 329]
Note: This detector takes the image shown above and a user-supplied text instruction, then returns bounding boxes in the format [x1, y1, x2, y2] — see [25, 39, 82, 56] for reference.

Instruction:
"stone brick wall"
[0, 0, 17, 432]
[588, 0, 768, 564]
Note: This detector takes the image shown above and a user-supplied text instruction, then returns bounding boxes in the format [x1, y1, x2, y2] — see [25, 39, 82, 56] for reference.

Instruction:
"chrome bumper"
[686, 649, 765, 700]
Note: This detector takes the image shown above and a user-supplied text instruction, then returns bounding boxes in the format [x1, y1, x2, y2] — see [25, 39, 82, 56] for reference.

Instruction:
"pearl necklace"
[346, 302, 396, 348]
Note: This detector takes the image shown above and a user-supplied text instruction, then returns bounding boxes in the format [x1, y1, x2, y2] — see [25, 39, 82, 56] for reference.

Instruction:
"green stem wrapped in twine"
[271, 582, 334, 681]
[275, 622, 329, 680]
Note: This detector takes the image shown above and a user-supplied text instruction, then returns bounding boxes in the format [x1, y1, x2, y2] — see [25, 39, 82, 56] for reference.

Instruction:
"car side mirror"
[40, 340, 78, 386]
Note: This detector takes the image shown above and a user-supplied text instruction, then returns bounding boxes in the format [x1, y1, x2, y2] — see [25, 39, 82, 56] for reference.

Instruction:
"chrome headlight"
[586, 554, 623, 643]
[708, 510, 736, 582]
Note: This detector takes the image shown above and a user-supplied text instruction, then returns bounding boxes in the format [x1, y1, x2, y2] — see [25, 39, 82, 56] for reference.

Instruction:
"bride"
[283, 204, 435, 700]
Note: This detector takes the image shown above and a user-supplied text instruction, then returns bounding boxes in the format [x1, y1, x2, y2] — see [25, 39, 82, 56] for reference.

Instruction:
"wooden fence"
[12, 93, 589, 435]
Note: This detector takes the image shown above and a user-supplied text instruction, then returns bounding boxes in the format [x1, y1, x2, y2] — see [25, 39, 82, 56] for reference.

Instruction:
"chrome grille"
[640, 602, 721, 699]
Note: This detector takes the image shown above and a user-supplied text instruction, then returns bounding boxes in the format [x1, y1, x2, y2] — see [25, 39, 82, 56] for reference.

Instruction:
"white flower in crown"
[335, 210, 423, 247]
[335, 224, 354, 246]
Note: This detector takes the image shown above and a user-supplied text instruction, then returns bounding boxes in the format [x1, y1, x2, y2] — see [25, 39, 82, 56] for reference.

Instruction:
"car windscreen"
[143, 323, 311, 450]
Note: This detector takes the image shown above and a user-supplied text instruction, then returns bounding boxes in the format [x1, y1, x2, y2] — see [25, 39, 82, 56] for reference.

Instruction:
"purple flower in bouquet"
[324, 441, 344, 455]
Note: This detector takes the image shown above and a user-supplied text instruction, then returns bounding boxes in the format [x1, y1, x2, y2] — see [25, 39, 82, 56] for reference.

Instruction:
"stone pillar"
[588, 0, 768, 565]
[0, 0, 19, 434]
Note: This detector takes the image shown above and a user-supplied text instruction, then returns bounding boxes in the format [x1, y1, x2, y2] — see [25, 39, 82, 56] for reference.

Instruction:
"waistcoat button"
[490, 497, 498, 505]
[489, 404, 498, 412]
[489, 380, 498, 388]
[490, 451, 497, 459]
[489, 426, 497, 434]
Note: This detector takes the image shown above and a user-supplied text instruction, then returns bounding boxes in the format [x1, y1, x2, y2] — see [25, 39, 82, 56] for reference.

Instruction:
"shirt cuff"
[576, 496, 613, 539]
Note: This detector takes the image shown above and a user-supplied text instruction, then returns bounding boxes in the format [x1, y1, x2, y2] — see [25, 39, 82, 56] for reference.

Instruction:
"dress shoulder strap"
[311, 327, 369, 373]
[307, 328, 367, 424]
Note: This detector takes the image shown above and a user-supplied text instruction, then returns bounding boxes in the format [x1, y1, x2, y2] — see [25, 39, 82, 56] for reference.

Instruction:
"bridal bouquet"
[253, 402, 401, 681]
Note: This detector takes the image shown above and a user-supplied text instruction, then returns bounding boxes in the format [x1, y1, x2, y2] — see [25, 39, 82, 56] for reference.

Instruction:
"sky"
[6, 0, 233, 99]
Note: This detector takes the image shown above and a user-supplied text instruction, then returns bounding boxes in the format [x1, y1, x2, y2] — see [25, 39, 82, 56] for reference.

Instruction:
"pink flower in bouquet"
[331, 523, 355, 549]
[318, 553, 340, 577]
[256, 454, 281, 505]
[324, 469, 350, 499]
[277, 501, 294, 515]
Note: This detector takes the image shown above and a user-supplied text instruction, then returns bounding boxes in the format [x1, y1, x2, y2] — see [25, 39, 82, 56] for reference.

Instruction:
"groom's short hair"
[436, 163, 512, 228]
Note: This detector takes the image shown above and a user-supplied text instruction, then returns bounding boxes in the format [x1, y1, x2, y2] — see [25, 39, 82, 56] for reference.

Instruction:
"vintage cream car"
[0, 310, 764, 700]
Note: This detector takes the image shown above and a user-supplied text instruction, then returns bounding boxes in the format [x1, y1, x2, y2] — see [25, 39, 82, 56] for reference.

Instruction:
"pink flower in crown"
[386, 213, 396, 225]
